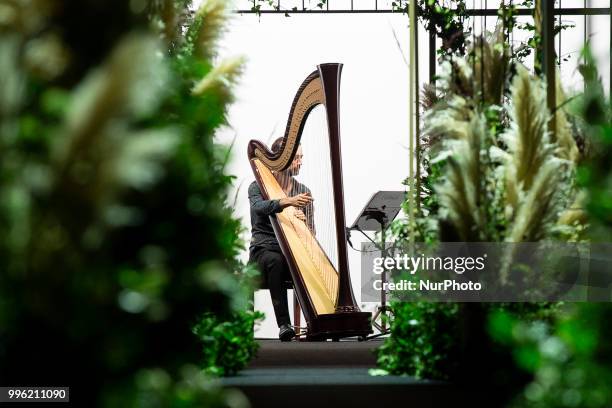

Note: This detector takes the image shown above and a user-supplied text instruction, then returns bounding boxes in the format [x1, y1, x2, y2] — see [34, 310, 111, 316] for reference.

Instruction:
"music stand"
[349, 191, 404, 338]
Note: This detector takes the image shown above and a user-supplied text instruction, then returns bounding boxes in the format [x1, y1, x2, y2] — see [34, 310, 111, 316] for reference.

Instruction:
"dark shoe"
[279, 324, 296, 341]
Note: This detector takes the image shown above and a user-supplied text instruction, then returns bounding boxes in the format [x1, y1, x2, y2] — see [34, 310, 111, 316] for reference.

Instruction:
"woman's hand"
[280, 193, 313, 208]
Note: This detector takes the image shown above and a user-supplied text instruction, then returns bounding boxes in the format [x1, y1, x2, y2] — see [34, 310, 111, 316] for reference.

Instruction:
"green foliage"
[489, 1, 575, 66]
[376, 302, 460, 380]
[575, 47, 612, 236]
[0, 0, 254, 405]
[376, 301, 559, 382]
[194, 310, 264, 377]
[384, 43, 612, 401]
[102, 367, 250, 408]
[249, 0, 328, 15]
[490, 304, 612, 408]
[248, 0, 469, 46]
[390, 26, 581, 246]
[396, 0, 470, 55]
[379, 19, 584, 385]
[490, 49, 612, 408]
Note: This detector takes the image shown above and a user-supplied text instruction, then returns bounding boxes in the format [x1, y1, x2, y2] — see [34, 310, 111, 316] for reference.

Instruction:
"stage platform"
[248, 338, 381, 368]
[219, 340, 480, 407]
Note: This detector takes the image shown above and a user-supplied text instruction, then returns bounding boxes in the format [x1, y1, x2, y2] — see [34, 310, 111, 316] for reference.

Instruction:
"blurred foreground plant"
[0, 0, 253, 406]
[575, 47, 612, 239]
[492, 45, 612, 408]
[491, 303, 612, 408]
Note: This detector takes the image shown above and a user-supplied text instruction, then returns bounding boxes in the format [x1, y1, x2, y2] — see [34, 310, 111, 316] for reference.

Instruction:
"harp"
[248, 63, 372, 341]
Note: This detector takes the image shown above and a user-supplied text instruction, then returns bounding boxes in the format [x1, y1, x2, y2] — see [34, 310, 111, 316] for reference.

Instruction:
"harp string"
[255, 158, 335, 314]
[299, 105, 339, 299]
[272, 105, 340, 304]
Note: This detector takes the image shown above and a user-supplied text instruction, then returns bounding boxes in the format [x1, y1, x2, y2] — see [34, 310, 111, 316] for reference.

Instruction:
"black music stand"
[349, 191, 404, 339]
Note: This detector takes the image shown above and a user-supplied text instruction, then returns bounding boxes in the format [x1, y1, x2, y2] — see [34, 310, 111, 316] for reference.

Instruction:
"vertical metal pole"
[472, 9, 476, 81]
[414, 6, 420, 211]
[583, 0, 587, 92]
[540, 0, 556, 135]
[558, 0, 562, 68]
[484, 0, 488, 33]
[584, 0, 587, 43]
[503, 0, 509, 97]
[429, 30, 436, 84]
[380, 224, 387, 331]
[408, 0, 417, 243]
[480, 0, 485, 106]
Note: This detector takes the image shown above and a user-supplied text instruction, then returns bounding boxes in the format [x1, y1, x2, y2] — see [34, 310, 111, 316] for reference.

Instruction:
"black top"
[248, 179, 314, 252]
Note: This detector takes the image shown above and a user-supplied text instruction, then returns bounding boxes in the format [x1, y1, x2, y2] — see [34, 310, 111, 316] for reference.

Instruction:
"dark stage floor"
[219, 340, 482, 408]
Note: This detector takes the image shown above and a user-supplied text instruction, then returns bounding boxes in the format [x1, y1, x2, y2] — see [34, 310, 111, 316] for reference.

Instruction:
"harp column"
[317, 63, 360, 313]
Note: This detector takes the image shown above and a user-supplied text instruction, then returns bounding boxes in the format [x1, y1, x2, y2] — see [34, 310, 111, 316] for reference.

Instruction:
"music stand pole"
[368, 214, 393, 335]
[380, 219, 388, 332]
[349, 191, 404, 339]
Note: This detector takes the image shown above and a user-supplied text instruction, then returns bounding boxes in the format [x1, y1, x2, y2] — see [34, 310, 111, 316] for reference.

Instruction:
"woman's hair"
[271, 137, 284, 153]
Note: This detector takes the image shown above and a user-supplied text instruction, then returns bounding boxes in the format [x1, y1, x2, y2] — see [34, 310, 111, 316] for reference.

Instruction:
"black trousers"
[250, 246, 291, 328]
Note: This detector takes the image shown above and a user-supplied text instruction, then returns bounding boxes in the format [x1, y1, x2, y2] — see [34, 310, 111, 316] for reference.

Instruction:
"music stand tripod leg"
[372, 219, 392, 336]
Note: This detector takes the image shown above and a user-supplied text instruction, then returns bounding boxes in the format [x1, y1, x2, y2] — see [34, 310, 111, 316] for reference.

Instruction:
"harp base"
[335, 305, 360, 313]
[305, 311, 372, 341]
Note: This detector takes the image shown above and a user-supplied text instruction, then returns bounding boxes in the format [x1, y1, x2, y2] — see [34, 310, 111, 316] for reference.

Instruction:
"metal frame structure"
[239, 1, 611, 15]
[237, 1, 611, 179]
[236, 0, 612, 177]
[236, 1, 611, 89]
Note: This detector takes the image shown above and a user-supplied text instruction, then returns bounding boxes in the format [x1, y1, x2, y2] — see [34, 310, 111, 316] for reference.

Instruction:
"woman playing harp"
[248, 137, 314, 341]
[248, 63, 371, 341]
